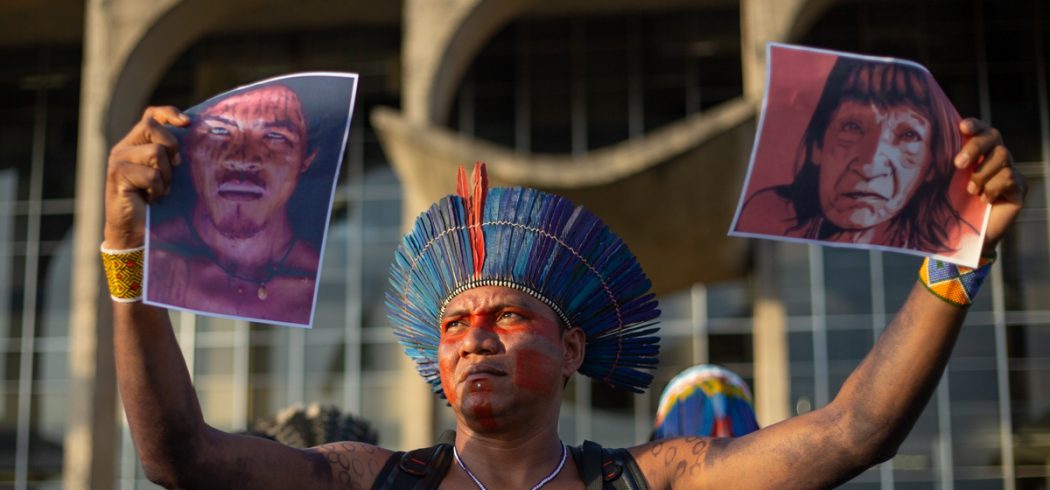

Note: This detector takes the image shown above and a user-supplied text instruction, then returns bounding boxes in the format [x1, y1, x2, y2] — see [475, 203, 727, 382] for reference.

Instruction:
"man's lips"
[840, 191, 889, 202]
[217, 180, 265, 201]
[459, 363, 507, 383]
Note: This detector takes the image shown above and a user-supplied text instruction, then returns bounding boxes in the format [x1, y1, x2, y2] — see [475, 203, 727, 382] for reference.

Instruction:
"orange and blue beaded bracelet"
[918, 252, 996, 307]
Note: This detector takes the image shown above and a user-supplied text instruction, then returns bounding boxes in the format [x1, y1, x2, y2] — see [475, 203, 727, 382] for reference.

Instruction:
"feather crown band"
[386, 163, 661, 396]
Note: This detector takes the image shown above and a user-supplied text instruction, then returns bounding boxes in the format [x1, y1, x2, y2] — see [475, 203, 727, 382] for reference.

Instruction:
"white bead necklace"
[453, 442, 568, 490]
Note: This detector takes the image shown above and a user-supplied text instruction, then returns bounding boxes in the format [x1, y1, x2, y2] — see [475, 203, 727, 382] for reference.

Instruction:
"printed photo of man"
[145, 73, 357, 326]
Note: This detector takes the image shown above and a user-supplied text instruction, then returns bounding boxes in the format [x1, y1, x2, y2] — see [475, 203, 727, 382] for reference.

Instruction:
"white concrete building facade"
[0, 0, 1047, 488]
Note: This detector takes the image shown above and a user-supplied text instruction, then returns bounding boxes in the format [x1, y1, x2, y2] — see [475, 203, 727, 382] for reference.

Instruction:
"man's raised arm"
[104, 106, 389, 489]
[630, 118, 1026, 490]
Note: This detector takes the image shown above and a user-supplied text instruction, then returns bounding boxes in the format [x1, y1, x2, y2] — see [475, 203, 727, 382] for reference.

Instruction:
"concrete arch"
[400, 0, 534, 124]
[103, 0, 245, 142]
[422, 0, 537, 125]
[785, 0, 840, 43]
[103, 0, 401, 140]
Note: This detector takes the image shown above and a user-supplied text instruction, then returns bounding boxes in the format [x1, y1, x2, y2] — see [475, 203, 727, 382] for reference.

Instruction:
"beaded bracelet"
[918, 252, 996, 307]
[100, 244, 144, 302]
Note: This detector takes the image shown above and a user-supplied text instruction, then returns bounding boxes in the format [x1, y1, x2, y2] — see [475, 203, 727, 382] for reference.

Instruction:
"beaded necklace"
[453, 442, 567, 490]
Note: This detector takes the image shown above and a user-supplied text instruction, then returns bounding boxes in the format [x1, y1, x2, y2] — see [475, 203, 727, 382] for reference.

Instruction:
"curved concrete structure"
[405, 0, 536, 124]
[378, 0, 792, 292]
[382, 97, 755, 189]
[373, 99, 757, 293]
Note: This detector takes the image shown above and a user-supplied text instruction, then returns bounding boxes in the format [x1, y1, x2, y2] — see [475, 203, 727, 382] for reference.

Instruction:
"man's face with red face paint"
[186, 84, 316, 239]
[438, 286, 574, 431]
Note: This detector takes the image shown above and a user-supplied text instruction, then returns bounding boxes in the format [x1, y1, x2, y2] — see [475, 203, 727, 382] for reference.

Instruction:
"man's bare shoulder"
[150, 214, 194, 244]
[626, 437, 715, 490]
[286, 239, 321, 272]
[310, 441, 394, 490]
[146, 216, 198, 305]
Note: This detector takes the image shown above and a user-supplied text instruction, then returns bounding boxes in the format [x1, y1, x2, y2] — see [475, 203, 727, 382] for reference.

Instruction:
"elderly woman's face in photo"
[813, 99, 933, 230]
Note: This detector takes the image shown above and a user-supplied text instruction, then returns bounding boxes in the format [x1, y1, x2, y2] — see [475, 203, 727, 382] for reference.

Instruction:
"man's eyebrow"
[201, 115, 237, 126]
[200, 114, 302, 135]
[441, 300, 534, 319]
[441, 307, 468, 320]
[260, 119, 303, 134]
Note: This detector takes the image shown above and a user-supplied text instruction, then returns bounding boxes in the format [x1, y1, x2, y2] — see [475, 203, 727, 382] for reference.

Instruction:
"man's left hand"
[955, 118, 1027, 251]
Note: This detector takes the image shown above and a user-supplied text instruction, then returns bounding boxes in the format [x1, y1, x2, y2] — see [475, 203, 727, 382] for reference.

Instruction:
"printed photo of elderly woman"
[731, 44, 987, 267]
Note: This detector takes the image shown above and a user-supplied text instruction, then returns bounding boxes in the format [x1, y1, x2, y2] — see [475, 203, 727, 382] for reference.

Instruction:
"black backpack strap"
[602, 448, 650, 490]
[570, 440, 604, 490]
[370, 451, 405, 490]
[370, 431, 457, 490]
[436, 429, 457, 445]
[571, 441, 651, 490]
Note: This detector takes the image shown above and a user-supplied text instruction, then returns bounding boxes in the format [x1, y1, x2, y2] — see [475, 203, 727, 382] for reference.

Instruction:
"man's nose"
[461, 324, 502, 356]
[858, 129, 896, 178]
[227, 133, 265, 168]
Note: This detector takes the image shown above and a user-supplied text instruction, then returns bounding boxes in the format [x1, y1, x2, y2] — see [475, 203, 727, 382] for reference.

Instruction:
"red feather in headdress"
[456, 162, 488, 278]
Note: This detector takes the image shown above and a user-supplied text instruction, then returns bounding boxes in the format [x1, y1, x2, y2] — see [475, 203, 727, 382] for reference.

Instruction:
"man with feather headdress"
[102, 105, 1023, 489]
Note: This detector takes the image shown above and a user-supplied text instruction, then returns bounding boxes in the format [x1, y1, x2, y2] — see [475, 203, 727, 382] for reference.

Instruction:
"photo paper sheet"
[729, 43, 989, 267]
[144, 72, 359, 327]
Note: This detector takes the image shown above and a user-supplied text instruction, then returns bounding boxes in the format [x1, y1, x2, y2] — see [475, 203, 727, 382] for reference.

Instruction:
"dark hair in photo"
[775, 57, 972, 252]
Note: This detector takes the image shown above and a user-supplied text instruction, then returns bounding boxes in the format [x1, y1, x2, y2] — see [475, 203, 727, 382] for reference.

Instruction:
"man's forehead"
[836, 100, 931, 126]
[203, 85, 306, 124]
[442, 286, 554, 316]
[873, 105, 931, 129]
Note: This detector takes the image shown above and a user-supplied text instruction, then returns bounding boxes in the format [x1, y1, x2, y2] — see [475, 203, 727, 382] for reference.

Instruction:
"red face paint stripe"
[514, 348, 557, 395]
[471, 398, 497, 430]
[439, 356, 458, 406]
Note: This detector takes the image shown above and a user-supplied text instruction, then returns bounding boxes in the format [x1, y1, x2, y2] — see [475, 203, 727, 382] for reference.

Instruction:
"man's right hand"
[104, 106, 190, 249]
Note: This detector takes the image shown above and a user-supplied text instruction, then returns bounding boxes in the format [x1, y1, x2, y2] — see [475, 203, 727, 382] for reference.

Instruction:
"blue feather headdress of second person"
[386, 162, 661, 397]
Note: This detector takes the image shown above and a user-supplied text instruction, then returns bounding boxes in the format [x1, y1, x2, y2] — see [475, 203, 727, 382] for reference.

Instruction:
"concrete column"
[739, 0, 824, 101]
[740, 0, 835, 429]
[751, 240, 791, 426]
[65, 1, 188, 488]
[402, 0, 481, 123]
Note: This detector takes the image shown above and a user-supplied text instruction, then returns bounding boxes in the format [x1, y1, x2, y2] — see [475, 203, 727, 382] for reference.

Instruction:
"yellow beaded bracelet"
[100, 244, 144, 302]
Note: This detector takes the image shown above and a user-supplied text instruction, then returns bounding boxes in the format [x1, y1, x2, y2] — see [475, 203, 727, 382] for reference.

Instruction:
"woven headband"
[386, 163, 661, 398]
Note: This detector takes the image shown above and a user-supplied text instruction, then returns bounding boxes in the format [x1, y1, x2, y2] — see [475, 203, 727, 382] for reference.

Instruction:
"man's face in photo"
[187, 84, 316, 239]
[814, 99, 933, 231]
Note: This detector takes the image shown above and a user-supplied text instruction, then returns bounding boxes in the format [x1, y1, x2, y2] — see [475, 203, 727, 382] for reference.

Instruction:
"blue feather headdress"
[386, 163, 661, 397]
